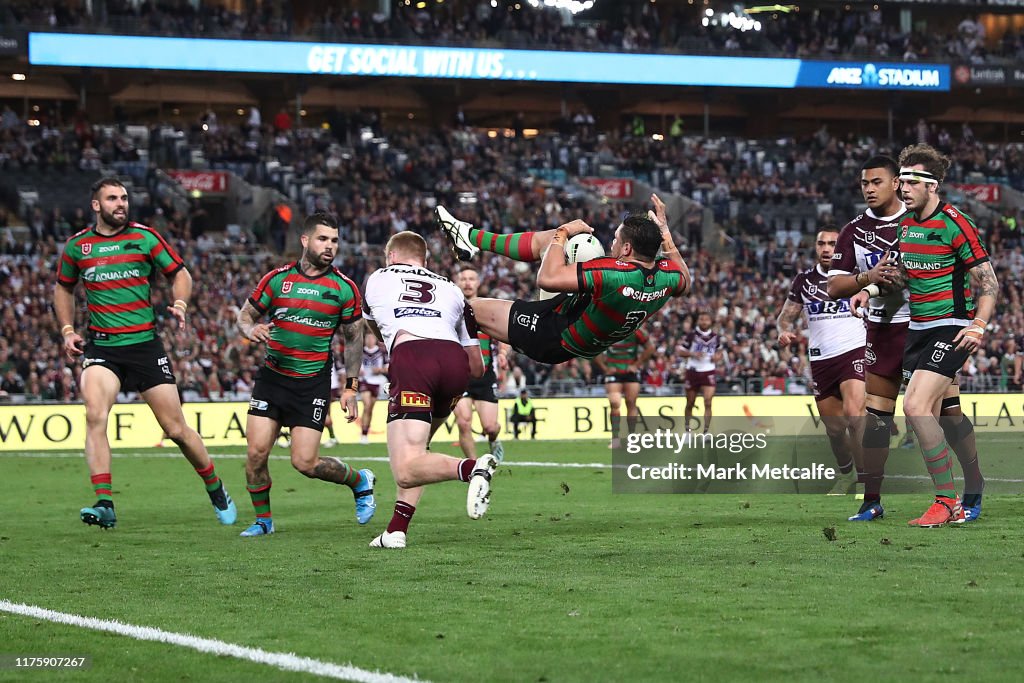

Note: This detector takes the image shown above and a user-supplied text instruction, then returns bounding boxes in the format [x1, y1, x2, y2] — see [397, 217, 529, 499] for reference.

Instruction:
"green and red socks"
[922, 440, 957, 500]
[470, 228, 536, 262]
[247, 483, 272, 520]
[91, 473, 113, 508]
[195, 462, 229, 508]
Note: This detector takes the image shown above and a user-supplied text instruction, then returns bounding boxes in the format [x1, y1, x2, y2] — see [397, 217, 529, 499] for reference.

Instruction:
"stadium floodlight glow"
[533, 0, 594, 13]
[11, 73, 26, 80]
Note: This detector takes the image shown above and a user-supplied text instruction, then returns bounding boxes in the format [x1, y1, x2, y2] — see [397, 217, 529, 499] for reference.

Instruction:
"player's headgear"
[897, 143, 950, 185]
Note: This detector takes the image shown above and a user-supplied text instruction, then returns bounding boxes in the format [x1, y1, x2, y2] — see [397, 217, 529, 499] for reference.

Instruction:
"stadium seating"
[1, 108, 1023, 402]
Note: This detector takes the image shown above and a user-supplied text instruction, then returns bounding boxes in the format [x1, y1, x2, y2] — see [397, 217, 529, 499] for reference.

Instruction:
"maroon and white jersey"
[359, 344, 388, 387]
[680, 327, 719, 372]
[363, 264, 478, 353]
[330, 353, 344, 390]
[829, 205, 910, 324]
[787, 264, 865, 360]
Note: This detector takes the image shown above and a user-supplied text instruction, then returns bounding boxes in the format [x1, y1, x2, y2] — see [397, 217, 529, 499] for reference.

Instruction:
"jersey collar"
[91, 222, 131, 238]
[865, 202, 906, 221]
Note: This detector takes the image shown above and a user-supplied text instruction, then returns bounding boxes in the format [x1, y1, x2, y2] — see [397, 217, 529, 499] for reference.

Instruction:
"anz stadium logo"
[826, 63, 940, 89]
[861, 63, 879, 86]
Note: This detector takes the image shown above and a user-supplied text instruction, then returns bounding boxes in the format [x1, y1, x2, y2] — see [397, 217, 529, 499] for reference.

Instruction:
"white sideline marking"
[0, 600, 425, 683]
[5, 451, 1024, 482]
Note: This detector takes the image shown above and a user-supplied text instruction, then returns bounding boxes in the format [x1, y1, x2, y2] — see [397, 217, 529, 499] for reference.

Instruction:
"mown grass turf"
[3, 440, 1023, 682]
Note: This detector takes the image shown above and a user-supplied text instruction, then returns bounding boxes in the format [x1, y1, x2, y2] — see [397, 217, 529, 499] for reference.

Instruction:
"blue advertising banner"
[28, 33, 950, 92]
[795, 60, 949, 90]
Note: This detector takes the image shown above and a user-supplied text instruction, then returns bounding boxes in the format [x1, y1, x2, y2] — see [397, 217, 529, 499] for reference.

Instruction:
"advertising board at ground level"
[2, 395, 1021, 451]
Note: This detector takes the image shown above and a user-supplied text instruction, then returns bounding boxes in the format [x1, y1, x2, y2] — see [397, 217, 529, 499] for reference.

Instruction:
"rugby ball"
[565, 234, 605, 264]
[539, 234, 606, 300]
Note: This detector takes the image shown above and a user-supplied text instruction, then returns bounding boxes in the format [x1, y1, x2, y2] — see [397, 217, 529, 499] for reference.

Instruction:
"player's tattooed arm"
[237, 301, 271, 342]
[969, 260, 999, 322]
[340, 318, 364, 381]
[775, 300, 803, 346]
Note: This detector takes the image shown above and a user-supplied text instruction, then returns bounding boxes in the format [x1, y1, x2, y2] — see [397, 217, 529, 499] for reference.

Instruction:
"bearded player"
[453, 264, 506, 463]
[55, 177, 236, 529]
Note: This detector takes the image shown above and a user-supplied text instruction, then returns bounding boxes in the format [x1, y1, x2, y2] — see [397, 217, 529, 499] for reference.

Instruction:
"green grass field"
[3, 439, 1023, 682]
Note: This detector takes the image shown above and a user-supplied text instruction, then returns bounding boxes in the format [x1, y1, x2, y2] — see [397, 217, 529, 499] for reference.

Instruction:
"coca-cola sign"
[167, 170, 229, 193]
[953, 183, 1001, 203]
[580, 177, 634, 200]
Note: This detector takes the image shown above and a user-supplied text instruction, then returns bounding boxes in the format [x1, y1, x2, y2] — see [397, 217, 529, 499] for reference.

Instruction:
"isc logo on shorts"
[400, 391, 431, 408]
[250, 399, 269, 411]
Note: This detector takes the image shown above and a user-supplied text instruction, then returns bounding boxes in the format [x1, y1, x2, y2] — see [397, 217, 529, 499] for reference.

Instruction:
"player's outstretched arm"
[237, 301, 271, 342]
[650, 194, 691, 295]
[775, 300, 804, 347]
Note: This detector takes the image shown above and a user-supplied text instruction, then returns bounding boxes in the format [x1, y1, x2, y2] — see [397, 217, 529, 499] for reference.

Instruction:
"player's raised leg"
[144, 383, 236, 525]
[468, 296, 514, 343]
[436, 205, 559, 262]
[79, 365, 120, 529]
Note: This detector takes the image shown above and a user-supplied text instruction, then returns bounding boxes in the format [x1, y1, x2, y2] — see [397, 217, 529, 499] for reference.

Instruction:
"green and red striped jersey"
[557, 257, 686, 359]
[602, 329, 649, 372]
[248, 263, 362, 378]
[57, 222, 184, 346]
[898, 202, 989, 330]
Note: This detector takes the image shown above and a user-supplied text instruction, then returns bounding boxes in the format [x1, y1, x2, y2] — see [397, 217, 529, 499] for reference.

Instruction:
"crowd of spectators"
[2, 109, 1024, 403]
[4, 0, 1024, 64]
